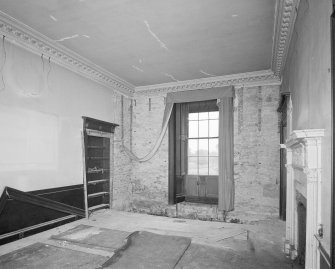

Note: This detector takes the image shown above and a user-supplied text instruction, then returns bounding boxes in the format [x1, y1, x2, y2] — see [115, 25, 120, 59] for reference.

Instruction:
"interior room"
[0, 0, 333, 268]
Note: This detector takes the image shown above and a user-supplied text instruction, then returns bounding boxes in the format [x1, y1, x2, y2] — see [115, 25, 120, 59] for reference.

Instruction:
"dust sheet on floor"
[0, 242, 107, 269]
[101, 230, 191, 269]
[51, 224, 131, 251]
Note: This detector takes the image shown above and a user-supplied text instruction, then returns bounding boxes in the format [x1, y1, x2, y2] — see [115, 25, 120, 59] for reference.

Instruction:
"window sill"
[185, 196, 218, 205]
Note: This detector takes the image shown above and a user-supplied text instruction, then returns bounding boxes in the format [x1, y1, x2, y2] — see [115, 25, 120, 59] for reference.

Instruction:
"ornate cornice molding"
[272, 0, 300, 76]
[0, 11, 135, 96]
[135, 70, 281, 95]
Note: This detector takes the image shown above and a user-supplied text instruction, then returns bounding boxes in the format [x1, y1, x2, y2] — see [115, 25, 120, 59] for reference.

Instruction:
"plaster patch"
[132, 65, 144, 72]
[144, 20, 168, 51]
[200, 69, 216, 77]
[49, 15, 58, 22]
[162, 72, 178, 82]
[55, 34, 80, 42]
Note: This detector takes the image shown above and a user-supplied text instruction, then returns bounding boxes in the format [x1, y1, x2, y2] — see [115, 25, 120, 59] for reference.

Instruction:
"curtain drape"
[123, 86, 233, 162]
[217, 97, 234, 211]
[123, 86, 234, 211]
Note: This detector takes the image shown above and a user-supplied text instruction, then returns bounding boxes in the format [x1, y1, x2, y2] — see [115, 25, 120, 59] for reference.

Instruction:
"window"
[188, 111, 219, 176]
[167, 88, 234, 210]
[168, 100, 219, 205]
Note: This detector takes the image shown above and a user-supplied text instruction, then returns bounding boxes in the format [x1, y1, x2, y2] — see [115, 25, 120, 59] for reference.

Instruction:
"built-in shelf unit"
[82, 117, 118, 218]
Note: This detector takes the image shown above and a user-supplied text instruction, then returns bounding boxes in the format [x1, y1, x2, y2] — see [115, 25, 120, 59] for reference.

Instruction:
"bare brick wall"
[112, 95, 133, 210]
[128, 85, 280, 223]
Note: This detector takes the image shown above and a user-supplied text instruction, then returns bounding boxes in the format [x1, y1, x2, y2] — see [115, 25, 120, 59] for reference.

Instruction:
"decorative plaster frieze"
[0, 11, 134, 96]
[135, 70, 281, 95]
[272, 0, 300, 76]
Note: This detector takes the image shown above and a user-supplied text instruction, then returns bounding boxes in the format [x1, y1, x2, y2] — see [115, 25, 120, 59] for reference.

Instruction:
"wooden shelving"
[87, 179, 109, 185]
[87, 192, 109, 198]
[82, 117, 118, 218]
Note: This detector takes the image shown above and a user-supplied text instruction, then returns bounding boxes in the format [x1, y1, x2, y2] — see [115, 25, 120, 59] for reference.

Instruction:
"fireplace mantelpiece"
[285, 129, 324, 269]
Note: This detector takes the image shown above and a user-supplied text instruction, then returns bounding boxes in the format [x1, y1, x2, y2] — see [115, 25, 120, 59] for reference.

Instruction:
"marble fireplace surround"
[285, 129, 324, 269]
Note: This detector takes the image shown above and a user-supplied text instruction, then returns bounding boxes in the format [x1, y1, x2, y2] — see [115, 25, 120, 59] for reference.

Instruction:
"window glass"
[198, 120, 208, 137]
[187, 108, 219, 176]
[188, 139, 198, 156]
[209, 138, 219, 156]
[198, 139, 208, 156]
[209, 111, 219, 119]
[198, 112, 208, 120]
[209, 119, 219, 137]
[188, 157, 198, 175]
[198, 157, 208, 175]
[209, 157, 219, 175]
[188, 121, 198, 138]
[189, 113, 198, 121]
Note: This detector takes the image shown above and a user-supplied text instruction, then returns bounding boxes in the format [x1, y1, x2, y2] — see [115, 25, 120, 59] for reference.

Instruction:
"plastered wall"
[130, 85, 280, 223]
[281, 0, 332, 251]
[0, 41, 131, 209]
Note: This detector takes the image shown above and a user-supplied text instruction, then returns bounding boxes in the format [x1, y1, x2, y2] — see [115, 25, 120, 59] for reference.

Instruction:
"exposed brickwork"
[112, 95, 133, 210]
[129, 86, 280, 223]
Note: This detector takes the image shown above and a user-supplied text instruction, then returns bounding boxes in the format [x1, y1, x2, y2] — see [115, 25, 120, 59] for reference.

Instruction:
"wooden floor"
[0, 210, 303, 268]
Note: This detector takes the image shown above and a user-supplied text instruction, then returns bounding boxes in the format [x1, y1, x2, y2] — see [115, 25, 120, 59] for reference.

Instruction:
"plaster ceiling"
[0, 0, 276, 87]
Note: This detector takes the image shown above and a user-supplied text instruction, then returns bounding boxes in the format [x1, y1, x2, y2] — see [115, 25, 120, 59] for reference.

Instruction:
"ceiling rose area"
[0, 0, 276, 87]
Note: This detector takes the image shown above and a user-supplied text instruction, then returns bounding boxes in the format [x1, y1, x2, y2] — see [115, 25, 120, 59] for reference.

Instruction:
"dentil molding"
[272, 0, 300, 76]
[135, 70, 281, 95]
[0, 11, 135, 96]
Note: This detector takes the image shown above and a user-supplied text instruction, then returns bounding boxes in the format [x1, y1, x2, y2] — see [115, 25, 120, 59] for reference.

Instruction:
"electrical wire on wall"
[0, 35, 7, 92]
[46, 56, 52, 91]
[32, 53, 45, 96]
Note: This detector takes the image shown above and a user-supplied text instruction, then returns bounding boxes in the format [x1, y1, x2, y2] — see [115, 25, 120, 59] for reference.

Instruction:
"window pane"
[188, 157, 198, 175]
[209, 119, 219, 137]
[209, 111, 219, 119]
[188, 139, 198, 156]
[189, 113, 198, 120]
[209, 138, 219, 156]
[189, 121, 198, 138]
[209, 157, 219, 175]
[199, 112, 208, 120]
[198, 139, 208, 156]
[198, 157, 208, 175]
[198, 120, 208, 137]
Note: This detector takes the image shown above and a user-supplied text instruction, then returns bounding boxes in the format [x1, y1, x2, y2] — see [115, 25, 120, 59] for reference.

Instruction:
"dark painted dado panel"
[29, 184, 85, 209]
[0, 185, 85, 245]
[0, 200, 67, 233]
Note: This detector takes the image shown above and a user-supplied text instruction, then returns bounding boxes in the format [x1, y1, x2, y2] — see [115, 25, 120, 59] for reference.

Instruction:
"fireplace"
[297, 199, 306, 265]
[285, 129, 324, 269]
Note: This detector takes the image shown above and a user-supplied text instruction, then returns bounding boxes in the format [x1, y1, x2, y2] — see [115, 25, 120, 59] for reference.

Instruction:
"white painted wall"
[0, 41, 120, 194]
[282, 0, 332, 254]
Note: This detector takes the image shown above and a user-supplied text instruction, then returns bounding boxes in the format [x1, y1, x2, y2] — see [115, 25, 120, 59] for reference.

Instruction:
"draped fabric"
[217, 97, 234, 211]
[123, 86, 234, 211]
[123, 86, 233, 162]
[122, 102, 173, 162]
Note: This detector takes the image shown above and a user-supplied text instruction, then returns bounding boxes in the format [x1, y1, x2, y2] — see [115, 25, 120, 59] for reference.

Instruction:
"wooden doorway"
[278, 93, 290, 221]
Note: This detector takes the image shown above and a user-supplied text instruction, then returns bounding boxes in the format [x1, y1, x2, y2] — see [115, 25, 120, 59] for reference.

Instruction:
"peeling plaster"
[144, 20, 168, 51]
[55, 34, 90, 42]
[200, 69, 216, 77]
[55, 34, 79, 42]
[162, 72, 178, 82]
[49, 15, 58, 22]
[132, 65, 144, 72]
